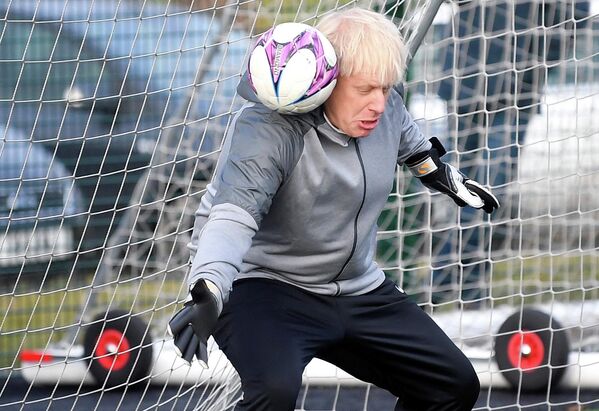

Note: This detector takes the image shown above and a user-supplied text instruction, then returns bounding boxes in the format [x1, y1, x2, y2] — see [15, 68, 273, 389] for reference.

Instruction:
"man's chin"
[350, 129, 372, 138]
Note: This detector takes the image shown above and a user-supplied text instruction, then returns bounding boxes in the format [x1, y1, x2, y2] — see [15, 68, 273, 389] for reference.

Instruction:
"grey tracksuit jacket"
[187, 76, 431, 306]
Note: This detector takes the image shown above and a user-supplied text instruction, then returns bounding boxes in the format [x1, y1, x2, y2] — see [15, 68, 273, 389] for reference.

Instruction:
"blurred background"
[1, 0, 598, 409]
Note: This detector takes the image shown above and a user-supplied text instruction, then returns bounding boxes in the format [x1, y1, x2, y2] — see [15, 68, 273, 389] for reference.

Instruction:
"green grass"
[489, 252, 599, 303]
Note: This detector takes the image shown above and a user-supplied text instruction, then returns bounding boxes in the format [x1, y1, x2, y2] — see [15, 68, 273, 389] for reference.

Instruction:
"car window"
[0, 21, 111, 102]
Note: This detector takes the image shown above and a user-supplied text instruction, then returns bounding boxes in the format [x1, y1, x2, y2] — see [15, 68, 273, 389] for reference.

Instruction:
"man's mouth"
[359, 119, 379, 130]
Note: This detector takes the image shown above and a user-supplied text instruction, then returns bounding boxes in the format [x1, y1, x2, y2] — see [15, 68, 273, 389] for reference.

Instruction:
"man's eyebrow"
[356, 82, 386, 89]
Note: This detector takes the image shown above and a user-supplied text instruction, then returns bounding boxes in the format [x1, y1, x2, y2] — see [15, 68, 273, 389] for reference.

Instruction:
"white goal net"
[1, 0, 598, 410]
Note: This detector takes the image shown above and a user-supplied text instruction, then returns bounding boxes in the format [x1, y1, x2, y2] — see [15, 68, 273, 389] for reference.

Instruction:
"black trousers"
[213, 278, 479, 411]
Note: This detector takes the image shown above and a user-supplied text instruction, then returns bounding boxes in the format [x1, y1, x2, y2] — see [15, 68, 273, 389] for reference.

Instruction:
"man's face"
[323, 73, 391, 138]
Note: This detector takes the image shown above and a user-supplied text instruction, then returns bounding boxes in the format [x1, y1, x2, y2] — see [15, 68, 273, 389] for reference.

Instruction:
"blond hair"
[316, 8, 407, 86]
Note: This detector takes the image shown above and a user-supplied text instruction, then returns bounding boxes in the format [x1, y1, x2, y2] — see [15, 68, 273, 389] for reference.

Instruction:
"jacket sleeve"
[186, 106, 302, 303]
[391, 91, 432, 165]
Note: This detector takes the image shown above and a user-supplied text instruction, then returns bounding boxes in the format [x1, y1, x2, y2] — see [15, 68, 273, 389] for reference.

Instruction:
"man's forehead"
[350, 73, 390, 88]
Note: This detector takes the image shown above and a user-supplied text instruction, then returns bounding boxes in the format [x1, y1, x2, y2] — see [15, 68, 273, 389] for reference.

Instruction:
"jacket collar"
[314, 109, 351, 147]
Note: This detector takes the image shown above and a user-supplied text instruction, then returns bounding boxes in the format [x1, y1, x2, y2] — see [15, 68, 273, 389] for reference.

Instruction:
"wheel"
[84, 309, 153, 388]
[494, 308, 569, 391]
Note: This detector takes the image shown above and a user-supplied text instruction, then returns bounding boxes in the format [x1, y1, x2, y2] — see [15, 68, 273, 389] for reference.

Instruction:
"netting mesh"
[1, 0, 598, 409]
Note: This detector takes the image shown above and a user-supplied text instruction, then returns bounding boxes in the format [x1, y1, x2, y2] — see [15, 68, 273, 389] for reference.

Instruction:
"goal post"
[1, 0, 599, 410]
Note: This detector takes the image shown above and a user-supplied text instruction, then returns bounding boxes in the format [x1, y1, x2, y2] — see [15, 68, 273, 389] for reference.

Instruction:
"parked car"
[0, 0, 250, 275]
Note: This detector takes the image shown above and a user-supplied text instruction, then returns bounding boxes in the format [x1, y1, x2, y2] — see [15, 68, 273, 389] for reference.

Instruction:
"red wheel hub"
[507, 330, 545, 371]
[96, 329, 130, 371]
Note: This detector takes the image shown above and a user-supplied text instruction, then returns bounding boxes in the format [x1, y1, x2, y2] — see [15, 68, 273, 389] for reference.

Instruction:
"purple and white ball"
[248, 22, 339, 114]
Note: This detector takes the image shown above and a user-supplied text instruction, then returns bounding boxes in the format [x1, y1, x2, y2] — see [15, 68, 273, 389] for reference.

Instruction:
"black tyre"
[494, 308, 569, 392]
[84, 309, 153, 388]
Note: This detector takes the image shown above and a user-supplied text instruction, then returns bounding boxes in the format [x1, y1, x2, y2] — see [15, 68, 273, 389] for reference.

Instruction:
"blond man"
[170, 8, 498, 410]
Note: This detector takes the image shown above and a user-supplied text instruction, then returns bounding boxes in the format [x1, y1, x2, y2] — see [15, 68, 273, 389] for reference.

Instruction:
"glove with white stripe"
[406, 137, 500, 214]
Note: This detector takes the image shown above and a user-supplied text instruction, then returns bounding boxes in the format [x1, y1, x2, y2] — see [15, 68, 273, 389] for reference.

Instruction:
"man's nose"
[369, 89, 386, 114]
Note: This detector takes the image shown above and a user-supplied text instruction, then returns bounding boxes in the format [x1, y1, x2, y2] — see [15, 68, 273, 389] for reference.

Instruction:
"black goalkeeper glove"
[167, 280, 220, 368]
[406, 137, 500, 214]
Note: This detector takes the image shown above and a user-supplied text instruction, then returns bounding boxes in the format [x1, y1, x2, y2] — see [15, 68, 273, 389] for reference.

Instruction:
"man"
[169, 8, 498, 410]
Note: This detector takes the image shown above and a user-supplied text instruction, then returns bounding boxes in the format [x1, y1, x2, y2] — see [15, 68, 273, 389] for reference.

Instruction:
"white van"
[406, 2, 599, 252]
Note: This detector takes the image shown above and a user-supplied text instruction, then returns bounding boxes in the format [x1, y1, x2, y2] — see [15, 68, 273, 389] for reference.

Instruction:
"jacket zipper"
[332, 138, 367, 293]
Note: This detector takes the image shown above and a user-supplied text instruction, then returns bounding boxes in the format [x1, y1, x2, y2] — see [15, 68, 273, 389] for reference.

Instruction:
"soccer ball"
[248, 22, 339, 114]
